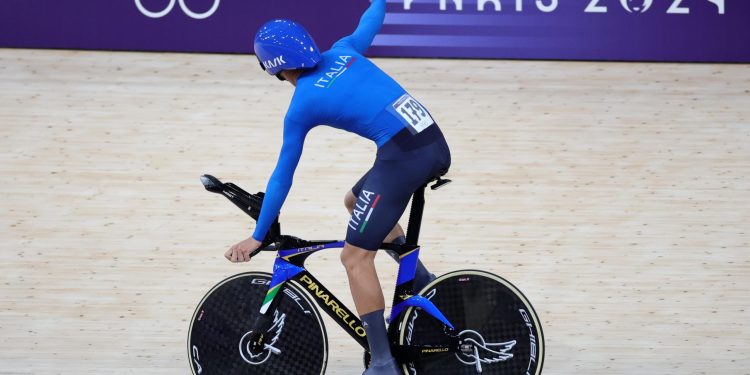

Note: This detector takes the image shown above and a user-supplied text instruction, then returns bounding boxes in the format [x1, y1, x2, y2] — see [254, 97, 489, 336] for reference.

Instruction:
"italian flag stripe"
[359, 194, 381, 234]
[326, 69, 347, 88]
[260, 284, 282, 312]
[371, 194, 382, 208]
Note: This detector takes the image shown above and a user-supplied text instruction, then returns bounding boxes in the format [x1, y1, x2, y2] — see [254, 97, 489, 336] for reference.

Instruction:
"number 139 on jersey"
[391, 94, 435, 134]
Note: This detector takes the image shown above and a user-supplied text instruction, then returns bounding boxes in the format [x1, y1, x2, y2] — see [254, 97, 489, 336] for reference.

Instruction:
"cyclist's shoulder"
[321, 43, 368, 64]
[288, 84, 320, 116]
[284, 99, 311, 124]
[329, 37, 354, 53]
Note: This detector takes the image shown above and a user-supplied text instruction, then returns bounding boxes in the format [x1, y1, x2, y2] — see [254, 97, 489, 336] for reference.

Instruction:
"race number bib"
[389, 94, 435, 134]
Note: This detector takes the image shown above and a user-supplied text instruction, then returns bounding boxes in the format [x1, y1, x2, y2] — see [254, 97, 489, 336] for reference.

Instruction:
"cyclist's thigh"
[351, 168, 372, 197]
[345, 158, 434, 250]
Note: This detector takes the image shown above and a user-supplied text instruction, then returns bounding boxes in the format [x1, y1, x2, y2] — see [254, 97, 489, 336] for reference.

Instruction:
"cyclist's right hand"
[225, 236, 262, 263]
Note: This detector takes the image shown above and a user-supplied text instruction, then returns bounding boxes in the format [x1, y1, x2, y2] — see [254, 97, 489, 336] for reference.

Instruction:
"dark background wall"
[0, 0, 747, 62]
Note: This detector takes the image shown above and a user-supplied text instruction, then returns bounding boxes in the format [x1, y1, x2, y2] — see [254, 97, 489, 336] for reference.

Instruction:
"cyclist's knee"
[344, 190, 356, 214]
[340, 243, 375, 272]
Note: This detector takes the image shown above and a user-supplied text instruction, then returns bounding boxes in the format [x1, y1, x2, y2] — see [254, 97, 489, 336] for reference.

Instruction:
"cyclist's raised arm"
[334, 0, 386, 53]
[252, 118, 311, 242]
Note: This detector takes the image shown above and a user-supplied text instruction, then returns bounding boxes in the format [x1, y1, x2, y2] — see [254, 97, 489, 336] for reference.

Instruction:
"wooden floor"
[1, 49, 748, 374]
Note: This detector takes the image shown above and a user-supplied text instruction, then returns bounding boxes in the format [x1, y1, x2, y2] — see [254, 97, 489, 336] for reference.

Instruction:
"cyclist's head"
[254, 19, 321, 81]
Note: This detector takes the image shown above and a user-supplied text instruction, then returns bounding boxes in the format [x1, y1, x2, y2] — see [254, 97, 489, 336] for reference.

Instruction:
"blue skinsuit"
[253, 0, 451, 248]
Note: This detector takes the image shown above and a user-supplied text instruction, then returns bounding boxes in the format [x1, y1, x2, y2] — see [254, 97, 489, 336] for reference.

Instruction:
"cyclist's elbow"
[266, 177, 293, 199]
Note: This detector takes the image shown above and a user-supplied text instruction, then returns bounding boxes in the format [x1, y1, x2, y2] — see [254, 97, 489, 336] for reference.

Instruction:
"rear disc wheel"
[396, 270, 544, 375]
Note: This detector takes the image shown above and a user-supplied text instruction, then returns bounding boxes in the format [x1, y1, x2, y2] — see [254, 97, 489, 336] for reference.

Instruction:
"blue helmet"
[254, 19, 322, 76]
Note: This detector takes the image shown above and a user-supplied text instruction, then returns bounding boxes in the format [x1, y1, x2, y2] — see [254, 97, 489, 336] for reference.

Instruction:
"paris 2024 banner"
[0, 0, 747, 62]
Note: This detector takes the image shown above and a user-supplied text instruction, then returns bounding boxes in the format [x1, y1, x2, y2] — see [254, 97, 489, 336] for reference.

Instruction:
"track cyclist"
[225, 2, 451, 374]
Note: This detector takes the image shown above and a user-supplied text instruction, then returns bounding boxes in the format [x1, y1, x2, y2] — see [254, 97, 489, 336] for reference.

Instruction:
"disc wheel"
[396, 270, 544, 375]
[188, 272, 328, 374]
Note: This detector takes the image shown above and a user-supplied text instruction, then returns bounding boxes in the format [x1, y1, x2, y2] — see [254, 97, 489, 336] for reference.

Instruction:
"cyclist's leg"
[341, 243, 384, 315]
[343, 162, 415, 312]
[343, 159, 424, 374]
[346, 125, 452, 251]
[346, 173, 405, 243]
[346, 171, 434, 291]
[347, 190, 405, 242]
[344, 125, 451, 374]
[341, 243, 399, 374]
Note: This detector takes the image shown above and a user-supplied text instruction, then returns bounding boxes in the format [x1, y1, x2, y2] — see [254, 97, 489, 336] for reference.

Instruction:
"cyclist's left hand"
[225, 237, 262, 263]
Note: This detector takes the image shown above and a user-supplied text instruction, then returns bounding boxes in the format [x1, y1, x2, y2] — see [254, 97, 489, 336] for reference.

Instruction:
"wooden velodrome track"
[1, 48, 748, 374]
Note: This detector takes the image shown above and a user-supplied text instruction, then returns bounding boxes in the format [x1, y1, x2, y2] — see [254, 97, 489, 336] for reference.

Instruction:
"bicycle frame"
[256, 240, 455, 351]
[199, 174, 455, 354]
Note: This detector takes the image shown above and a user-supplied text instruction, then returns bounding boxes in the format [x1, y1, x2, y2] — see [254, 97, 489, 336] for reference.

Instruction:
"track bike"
[188, 174, 545, 374]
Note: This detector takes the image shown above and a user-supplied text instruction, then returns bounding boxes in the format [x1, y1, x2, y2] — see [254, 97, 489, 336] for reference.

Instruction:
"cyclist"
[226, 1, 451, 373]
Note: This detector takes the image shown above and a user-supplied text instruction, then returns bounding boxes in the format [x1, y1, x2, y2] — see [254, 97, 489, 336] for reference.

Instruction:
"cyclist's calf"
[341, 243, 385, 316]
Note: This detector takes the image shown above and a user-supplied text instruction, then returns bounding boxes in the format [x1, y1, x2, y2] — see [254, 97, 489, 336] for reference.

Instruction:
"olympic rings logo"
[134, 0, 220, 19]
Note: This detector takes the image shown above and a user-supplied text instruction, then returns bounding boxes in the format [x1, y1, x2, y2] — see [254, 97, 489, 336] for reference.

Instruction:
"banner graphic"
[0, 0, 747, 62]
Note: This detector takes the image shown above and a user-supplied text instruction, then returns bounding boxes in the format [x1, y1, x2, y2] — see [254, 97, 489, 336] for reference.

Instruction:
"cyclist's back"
[287, 46, 408, 147]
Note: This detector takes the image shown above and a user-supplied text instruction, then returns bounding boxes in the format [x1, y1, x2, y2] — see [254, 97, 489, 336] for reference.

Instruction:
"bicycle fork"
[251, 251, 371, 351]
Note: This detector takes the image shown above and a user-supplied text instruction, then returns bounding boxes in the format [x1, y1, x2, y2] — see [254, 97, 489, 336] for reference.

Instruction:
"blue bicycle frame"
[199, 173, 454, 353]
[258, 240, 454, 351]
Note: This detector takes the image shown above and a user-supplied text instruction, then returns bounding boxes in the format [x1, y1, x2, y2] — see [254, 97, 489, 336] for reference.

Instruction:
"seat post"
[405, 184, 427, 246]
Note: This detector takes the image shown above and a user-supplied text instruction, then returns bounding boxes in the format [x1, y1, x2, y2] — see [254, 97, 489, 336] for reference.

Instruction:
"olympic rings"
[134, 0, 221, 19]
[178, 0, 221, 19]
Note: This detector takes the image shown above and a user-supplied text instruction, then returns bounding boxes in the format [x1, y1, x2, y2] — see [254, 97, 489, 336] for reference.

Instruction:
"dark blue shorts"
[346, 124, 451, 250]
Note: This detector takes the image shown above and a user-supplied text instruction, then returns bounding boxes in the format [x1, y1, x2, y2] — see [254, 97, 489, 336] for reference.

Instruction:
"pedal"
[430, 178, 452, 190]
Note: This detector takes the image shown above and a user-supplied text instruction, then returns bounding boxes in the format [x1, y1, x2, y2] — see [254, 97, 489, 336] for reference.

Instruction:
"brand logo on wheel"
[135, 0, 220, 19]
[520, 308, 540, 374]
[191, 345, 204, 373]
[404, 287, 523, 374]
[456, 330, 517, 371]
[349, 190, 381, 234]
[239, 310, 285, 365]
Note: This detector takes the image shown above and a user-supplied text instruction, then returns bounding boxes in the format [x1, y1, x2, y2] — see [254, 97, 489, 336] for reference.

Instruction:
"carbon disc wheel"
[396, 270, 544, 375]
[188, 272, 328, 374]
